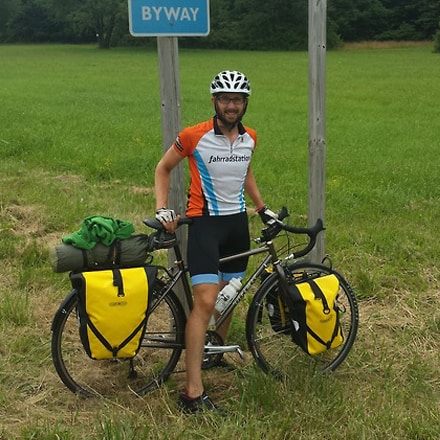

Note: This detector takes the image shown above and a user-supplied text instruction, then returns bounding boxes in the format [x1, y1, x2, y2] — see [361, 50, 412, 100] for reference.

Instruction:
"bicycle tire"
[51, 279, 186, 397]
[246, 262, 359, 378]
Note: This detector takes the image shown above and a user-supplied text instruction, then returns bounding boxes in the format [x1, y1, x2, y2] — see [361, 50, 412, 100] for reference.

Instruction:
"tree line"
[1, 0, 439, 50]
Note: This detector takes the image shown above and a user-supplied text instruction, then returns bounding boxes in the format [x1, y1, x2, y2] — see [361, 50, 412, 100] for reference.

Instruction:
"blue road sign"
[129, 0, 210, 37]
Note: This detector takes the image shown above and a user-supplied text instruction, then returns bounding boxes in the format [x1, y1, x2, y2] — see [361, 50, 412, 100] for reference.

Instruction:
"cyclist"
[154, 70, 277, 413]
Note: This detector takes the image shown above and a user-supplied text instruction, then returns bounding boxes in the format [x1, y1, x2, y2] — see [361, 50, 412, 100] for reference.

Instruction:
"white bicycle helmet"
[210, 70, 251, 96]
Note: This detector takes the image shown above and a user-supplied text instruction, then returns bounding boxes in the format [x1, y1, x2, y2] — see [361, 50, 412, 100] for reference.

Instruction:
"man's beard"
[215, 103, 247, 130]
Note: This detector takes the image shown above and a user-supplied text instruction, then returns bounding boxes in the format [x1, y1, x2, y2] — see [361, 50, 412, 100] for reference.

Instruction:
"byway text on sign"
[129, 0, 210, 37]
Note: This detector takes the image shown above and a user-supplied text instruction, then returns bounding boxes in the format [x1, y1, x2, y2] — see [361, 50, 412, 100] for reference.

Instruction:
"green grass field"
[0, 42, 439, 439]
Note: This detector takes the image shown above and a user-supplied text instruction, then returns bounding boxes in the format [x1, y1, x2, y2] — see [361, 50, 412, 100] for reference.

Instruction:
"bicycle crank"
[202, 330, 244, 369]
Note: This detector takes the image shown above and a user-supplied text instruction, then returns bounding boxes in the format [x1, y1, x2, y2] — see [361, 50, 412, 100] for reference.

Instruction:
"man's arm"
[154, 147, 184, 210]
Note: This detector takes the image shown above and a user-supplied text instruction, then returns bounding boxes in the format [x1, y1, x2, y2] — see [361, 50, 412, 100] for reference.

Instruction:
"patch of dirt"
[1, 203, 47, 237]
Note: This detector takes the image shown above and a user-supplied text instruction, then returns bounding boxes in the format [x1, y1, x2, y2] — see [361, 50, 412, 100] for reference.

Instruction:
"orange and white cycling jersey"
[173, 117, 257, 217]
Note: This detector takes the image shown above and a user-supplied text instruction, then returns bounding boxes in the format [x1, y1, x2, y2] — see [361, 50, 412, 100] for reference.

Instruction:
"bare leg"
[216, 313, 233, 343]
[184, 282, 218, 398]
[214, 280, 231, 342]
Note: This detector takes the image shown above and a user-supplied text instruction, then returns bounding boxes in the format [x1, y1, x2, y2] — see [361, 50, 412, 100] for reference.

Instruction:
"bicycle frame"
[143, 212, 324, 342]
[161, 236, 290, 332]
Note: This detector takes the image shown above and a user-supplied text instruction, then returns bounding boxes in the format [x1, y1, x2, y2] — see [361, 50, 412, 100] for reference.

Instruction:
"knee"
[192, 284, 218, 314]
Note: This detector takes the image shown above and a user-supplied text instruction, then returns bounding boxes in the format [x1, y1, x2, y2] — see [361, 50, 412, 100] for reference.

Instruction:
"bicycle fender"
[51, 290, 77, 332]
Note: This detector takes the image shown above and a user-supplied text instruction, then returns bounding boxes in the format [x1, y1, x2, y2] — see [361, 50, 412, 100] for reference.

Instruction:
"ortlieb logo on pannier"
[286, 274, 343, 355]
[70, 266, 157, 360]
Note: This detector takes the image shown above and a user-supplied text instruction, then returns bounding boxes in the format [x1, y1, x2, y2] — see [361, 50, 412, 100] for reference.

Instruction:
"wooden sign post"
[308, 0, 327, 263]
[129, 1, 210, 312]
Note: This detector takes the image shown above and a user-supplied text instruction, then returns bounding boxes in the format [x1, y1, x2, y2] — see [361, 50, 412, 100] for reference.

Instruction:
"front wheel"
[51, 280, 186, 397]
[246, 262, 359, 378]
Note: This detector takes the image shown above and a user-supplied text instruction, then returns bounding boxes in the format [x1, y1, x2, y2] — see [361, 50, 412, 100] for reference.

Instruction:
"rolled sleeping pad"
[49, 234, 151, 273]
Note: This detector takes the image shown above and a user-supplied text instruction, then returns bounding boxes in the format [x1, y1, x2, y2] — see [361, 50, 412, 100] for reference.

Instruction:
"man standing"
[154, 70, 277, 413]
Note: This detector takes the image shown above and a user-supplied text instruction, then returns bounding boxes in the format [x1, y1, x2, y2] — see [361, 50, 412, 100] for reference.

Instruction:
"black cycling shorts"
[187, 212, 250, 285]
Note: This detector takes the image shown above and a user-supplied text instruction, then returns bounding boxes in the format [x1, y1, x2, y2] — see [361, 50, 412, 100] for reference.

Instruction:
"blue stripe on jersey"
[193, 149, 219, 215]
[239, 181, 246, 211]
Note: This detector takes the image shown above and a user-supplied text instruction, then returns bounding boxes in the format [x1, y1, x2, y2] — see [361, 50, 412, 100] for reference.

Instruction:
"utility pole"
[157, 36, 189, 313]
[308, 0, 327, 263]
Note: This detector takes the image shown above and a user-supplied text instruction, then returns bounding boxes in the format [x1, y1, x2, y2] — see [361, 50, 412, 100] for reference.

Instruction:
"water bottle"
[209, 278, 242, 325]
[214, 278, 242, 314]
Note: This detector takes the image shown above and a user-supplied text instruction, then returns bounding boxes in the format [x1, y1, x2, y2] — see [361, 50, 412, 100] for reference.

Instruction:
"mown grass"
[0, 43, 439, 439]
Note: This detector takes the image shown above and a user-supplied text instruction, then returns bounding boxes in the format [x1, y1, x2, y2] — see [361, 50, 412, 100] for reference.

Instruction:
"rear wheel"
[51, 280, 186, 397]
[246, 262, 359, 378]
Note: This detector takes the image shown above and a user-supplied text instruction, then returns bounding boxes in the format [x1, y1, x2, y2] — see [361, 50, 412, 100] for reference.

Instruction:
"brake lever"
[278, 206, 289, 221]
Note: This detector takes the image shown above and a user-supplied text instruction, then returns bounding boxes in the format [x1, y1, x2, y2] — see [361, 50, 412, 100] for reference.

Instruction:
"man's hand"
[155, 208, 176, 224]
[258, 206, 278, 224]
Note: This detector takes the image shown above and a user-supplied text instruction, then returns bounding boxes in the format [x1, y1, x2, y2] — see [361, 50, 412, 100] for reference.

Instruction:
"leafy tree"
[378, 0, 440, 40]
[0, 0, 19, 41]
[1, 0, 64, 42]
[328, 0, 391, 41]
[238, 0, 309, 50]
[185, 0, 309, 51]
[200, 0, 243, 49]
[1, 0, 440, 48]
[434, 21, 440, 53]
[51, 0, 127, 48]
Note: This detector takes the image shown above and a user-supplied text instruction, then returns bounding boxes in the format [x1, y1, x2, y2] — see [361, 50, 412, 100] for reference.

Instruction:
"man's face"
[212, 93, 248, 129]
